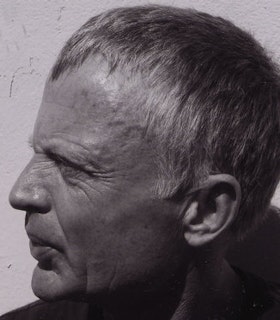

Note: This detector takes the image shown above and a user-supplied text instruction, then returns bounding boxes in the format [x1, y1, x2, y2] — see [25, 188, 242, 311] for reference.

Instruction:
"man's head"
[9, 5, 280, 307]
[50, 5, 280, 237]
[9, 52, 190, 305]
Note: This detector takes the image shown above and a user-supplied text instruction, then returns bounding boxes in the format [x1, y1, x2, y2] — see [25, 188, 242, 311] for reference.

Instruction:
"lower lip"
[30, 242, 56, 270]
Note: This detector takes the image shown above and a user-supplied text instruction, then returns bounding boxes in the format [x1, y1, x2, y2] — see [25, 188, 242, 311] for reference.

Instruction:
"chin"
[31, 264, 86, 302]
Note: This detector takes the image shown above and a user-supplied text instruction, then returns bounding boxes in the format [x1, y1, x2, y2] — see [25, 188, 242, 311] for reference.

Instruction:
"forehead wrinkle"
[38, 133, 102, 161]
[36, 127, 120, 172]
[45, 80, 111, 113]
[38, 57, 152, 172]
[48, 56, 144, 124]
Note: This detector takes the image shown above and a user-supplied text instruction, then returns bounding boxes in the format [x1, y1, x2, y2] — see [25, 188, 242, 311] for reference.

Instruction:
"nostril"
[25, 212, 31, 226]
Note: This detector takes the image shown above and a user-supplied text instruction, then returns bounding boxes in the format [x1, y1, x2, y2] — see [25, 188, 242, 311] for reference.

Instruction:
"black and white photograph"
[1, 1, 280, 319]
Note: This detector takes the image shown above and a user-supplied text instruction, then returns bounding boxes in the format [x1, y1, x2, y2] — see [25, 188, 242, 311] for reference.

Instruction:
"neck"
[171, 259, 243, 320]
[92, 259, 243, 320]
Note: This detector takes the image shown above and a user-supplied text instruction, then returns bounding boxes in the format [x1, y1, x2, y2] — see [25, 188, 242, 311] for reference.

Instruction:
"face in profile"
[9, 57, 188, 303]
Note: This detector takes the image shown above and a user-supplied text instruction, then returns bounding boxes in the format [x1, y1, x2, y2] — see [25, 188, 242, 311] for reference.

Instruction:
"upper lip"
[28, 234, 50, 247]
[27, 232, 61, 251]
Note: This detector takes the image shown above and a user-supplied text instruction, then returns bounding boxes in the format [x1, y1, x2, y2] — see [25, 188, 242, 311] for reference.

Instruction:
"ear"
[182, 174, 241, 247]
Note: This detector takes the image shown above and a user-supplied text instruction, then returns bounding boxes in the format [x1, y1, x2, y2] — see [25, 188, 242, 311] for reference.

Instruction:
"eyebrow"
[44, 141, 107, 174]
[27, 135, 109, 174]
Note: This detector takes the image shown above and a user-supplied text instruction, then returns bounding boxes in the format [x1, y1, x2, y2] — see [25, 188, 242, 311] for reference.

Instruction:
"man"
[2, 5, 280, 320]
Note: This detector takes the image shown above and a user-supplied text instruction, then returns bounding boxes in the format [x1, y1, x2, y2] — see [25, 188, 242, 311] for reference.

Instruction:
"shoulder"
[233, 266, 280, 319]
[0, 300, 94, 320]
[261, 304, 280, 320]
[256, 280, 280, 320]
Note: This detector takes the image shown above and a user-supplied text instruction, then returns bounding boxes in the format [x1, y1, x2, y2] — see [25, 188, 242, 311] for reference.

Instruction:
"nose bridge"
[9, 158, 51, 213]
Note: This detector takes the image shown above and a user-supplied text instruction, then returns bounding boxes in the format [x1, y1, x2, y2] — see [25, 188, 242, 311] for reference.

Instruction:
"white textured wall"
[1, 0, 280, 315]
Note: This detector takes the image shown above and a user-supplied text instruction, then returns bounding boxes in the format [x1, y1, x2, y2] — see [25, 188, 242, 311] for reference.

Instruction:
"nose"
[9, 160, 51, 214]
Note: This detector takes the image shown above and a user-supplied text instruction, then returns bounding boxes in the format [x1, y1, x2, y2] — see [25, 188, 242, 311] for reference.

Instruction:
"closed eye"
[47, 152, 79, 170]
[45, 150, 113, 179]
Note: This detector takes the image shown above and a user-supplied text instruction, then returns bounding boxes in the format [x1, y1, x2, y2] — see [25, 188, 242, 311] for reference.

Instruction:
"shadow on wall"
[228, 206, 280, 283]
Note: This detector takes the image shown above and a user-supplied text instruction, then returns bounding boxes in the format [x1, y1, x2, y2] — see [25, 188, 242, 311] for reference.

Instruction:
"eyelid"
[44, 149, 109, 177]
[48, 152, 74, 167]
[47, 151, 94, 175]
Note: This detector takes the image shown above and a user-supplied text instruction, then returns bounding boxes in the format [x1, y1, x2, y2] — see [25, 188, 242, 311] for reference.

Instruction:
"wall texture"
[1, 0, 280, 315]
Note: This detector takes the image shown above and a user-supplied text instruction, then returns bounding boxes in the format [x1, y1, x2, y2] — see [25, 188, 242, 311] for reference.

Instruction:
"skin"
[9, 56, 242, 320]
[9, 57, 190, 316]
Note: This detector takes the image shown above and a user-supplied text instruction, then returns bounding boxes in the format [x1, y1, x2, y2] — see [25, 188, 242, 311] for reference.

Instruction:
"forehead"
[34, 57, 148, 169]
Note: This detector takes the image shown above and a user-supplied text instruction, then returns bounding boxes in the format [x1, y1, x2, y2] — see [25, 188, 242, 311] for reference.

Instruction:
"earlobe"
[182, 174, 241, 247]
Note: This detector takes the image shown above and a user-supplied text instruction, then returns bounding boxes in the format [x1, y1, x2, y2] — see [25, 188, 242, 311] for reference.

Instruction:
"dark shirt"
[234, 267, 280, 319]
[1, 269, 279, 320]
[0, 300, 103, 320]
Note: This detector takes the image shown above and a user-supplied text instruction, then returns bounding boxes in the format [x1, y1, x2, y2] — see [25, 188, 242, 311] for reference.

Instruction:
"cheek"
[49, 185, 91, 273]
[52, 180, 186, 296]
[53, 184, 116, 276]
[53, 192, 121, 295]
[85, 199, 186, 293]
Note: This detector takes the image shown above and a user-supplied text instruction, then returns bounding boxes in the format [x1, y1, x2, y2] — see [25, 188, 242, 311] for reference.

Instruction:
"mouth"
[28, 234, 58, 270]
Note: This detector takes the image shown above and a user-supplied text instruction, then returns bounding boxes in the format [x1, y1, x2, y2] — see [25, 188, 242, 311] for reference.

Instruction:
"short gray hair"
[51, 5, 280, 237]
